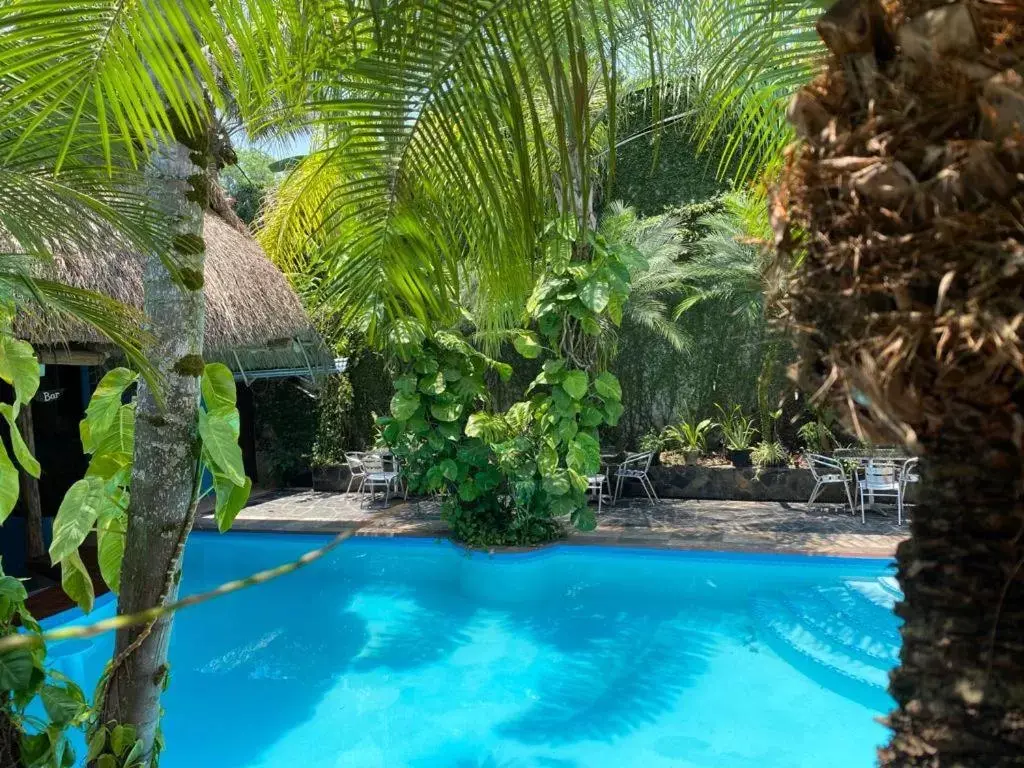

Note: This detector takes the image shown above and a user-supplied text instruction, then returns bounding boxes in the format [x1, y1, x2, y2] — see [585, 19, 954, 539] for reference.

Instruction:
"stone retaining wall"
[641, 465, 843, 503]
[314, 462, 889, 505]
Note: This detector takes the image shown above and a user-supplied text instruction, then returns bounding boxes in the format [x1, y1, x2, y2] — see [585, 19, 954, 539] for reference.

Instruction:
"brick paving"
[196, 489, 906, 558]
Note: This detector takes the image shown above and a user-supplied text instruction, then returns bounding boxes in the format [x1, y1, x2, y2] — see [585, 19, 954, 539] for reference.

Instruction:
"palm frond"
[684, 0, 824, 181]
[256, 0, 687, 344]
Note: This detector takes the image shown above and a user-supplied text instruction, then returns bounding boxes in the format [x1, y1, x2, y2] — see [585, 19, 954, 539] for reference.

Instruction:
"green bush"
[254, 378, 318, 483]
[380, 222, 630, 547]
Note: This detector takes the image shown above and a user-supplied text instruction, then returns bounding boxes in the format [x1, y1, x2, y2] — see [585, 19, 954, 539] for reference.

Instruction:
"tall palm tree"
[767, 1, 1024, 764]
[0, 1, 686, 759]
[0, 0, 312, 758]
[256, 0, 689, 356]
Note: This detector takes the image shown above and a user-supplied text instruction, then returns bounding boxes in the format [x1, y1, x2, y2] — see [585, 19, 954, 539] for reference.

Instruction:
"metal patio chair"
[358, 452, 401, 507]
[587, 472, 612, 513]
[614, 451, 659, 503]
[343, 451, 366, 494]
[856, 459, 906, 525]
[805, 453, 855, 514]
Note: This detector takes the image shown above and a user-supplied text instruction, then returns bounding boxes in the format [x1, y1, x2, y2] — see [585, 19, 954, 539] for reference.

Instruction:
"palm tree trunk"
[99, 136, 208, 757]
[0, 707, 18, 768]
[881, 446, 1024, 765]
[773, 0, 1024, 762]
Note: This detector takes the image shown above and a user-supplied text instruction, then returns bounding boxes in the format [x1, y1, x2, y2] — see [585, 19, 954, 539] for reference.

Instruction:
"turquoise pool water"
[46, 534, 900, 767]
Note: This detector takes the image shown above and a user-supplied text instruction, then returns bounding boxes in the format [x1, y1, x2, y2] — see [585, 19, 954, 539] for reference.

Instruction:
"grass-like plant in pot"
[715, 404, 758, 468]
[664, 418, 714, 465]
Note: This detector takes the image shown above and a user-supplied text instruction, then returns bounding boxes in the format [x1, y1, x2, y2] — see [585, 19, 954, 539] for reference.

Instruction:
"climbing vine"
[0, 324, 87, 768]
[380, 221, 632, 544]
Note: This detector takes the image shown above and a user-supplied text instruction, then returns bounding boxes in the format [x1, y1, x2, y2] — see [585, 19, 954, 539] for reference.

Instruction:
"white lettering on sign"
[40, 390, 62, 403]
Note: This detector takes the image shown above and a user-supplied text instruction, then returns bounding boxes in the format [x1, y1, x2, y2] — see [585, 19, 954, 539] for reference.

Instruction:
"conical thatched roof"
[15, 211, 333, 375]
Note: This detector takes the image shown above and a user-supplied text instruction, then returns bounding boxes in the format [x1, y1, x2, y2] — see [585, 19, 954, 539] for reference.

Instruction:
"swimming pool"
[46, 533, 900, 767]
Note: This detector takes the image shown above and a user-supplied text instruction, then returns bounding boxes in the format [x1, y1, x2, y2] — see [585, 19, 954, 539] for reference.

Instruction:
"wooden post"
[16, 403, 44, 560]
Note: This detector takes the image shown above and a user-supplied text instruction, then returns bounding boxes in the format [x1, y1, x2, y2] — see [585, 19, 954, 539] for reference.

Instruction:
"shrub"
[715, 403, 758, 451]
[663, 418, 715, 453]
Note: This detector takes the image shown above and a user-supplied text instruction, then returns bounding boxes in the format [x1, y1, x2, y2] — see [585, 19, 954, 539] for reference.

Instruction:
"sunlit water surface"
[47, 533, 901, 767]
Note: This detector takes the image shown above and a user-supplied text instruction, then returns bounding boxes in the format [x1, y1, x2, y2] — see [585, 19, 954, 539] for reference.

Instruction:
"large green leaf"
[561, 370, 588, 400]
[542, 469, 570, 496]
[198, 409, 245, 486]
[0, 574, 27, 603]
[201, 363, 236, 412]
[0, 648, 34, 691]
[418, 371, 445, 395]
[537, 443, 559, 475]
[430, 400, 463, 423]
[86, 403, 135, 479]
[0, 403, 39, 477]
[214, 474, 252, 533]
[41, 683, 87, 727]
[512, 332, 541, 359]
[390, 392, 421, 421]
[572, 506, 597, 532]
[439, 458, 459, 481]
[0, 440, 19, 524]
[579, 276, 611, 313]
[50, 476, 108, 564]
[61, 550, 94, 613]
[579, 406, 603, 427]
[0, 336, 39, 405]
[603, 399, 624, 426]
[594, 371, 622, 401]
[80, 368, 137, 453]
[394, 374, 418, 395]
[96, 514, 126, 593]
[567, 432, 601, 476]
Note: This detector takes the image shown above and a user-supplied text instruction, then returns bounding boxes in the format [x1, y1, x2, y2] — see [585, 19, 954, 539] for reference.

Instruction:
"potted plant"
[751, 409, 789, 468]
[715, 404, 757, 468]
[638, 428, 666, 465]
[664, 418, 714, 465]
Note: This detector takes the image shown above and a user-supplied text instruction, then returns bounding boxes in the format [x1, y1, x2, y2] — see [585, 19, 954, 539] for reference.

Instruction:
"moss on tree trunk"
[98, 138, 207, 759]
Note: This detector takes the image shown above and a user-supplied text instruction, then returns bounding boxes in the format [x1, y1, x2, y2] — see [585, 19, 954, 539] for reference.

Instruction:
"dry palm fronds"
[774, 0, 1024, 457]
[11, 211, 326, 370]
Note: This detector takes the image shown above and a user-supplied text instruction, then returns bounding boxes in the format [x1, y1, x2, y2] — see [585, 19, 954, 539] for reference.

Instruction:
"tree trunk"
[772, 0, 1024, 763]
[16, 404, 44, 560]
[99, 137, 207, 757]
[881, 446, 1024, 765]
[0, 707, 18, 768]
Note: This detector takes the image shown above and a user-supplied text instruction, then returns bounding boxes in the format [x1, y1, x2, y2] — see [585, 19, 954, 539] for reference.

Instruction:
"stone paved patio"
[196, 489, 906, 558]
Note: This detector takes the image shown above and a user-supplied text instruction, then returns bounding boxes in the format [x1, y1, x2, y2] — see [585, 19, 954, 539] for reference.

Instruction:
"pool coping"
[193, 513, 902, 560]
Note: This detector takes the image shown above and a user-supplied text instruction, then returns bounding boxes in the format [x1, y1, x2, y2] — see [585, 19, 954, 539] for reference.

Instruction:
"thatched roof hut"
[15, 211, 334, 378]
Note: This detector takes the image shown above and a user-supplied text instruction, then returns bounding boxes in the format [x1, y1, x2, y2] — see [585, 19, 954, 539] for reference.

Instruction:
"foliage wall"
[601, 101, 790, 449]
[610, 94, 726, 215]
[251, 338, 392, 484]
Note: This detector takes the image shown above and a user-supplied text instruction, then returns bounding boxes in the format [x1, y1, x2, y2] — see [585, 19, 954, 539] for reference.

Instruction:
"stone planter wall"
[641, 465, 844, 503]
[311, 464, 354, 492]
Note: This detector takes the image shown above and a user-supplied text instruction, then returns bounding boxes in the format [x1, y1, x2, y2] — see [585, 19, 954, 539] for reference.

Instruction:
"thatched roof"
[15, 211, 333, 376]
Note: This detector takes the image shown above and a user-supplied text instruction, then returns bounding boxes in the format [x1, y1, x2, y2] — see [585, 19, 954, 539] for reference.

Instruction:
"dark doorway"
[33, 365, 89, 517]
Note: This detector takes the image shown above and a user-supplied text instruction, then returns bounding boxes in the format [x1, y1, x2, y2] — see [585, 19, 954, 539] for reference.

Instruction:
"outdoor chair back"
[805, 454, 854, 511]
[614, 451, 659, 504]
[343, 451, 366, 494]
[360, 452, 386, 475]
[857, 459, 906, 525]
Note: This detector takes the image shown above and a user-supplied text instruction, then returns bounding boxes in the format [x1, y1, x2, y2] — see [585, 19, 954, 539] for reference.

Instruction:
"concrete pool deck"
[195, 490, 907, 559]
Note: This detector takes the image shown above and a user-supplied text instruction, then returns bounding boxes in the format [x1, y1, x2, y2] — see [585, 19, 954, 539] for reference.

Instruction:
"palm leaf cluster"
[0, 0, 825, 362]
